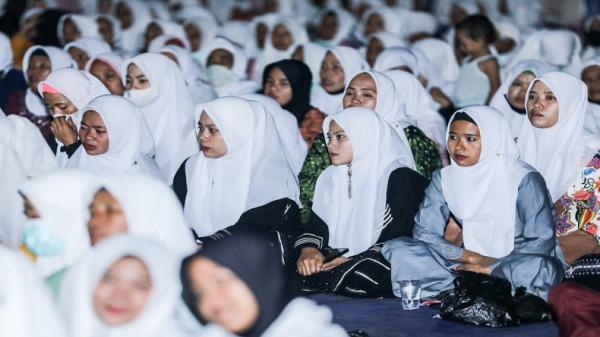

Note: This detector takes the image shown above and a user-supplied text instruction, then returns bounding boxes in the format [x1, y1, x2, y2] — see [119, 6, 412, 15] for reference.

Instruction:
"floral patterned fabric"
[404, 125, 443, 180]
[556, 150, 600, 244]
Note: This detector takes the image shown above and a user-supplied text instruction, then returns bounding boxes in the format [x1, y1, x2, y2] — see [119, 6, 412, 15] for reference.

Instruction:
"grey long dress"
[382, 170, 565, 300]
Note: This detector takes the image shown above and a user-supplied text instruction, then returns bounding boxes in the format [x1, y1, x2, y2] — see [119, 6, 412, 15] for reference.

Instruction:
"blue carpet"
[310, 294, 559, 337]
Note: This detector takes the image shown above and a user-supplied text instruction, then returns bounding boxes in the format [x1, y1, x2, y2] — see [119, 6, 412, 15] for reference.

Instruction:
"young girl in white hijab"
[0, 245, 67, 337]
[87, 174, 196, 256]
[38, 68, 110, 166]
[85, 52, 126, 96]
[383, 106, 564, 301]
[489, 60, 552, 139]
[173, 97, 300, 250]
[122, 53, 197, 182]
[59, 235, 189, 337]
[64, 37, 112, 70]
[67, 95, 162, 180]
[310, 46, 368, 116]
[295, 107, 428, 297]
[517, 71, 600, 264]
[57, 14, 101, 46]
[159, 45, 217, 104]
[5, 45, 75, 151]
[201, 37, 261, 97]
[19, 169, 99, 297]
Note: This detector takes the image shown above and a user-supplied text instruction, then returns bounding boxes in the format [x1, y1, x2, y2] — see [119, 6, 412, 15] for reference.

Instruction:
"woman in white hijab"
[59, 235, 188, 337]
[364, 32, 407, 68]
[0, 245, 67, 337]
[310, 46, 368, 116]
[251, 16, 309, 83]
[411, 37, 459, 96]
[0, 141, 26, 246]
[180, 13, 219, 64]
[64, 37, 112, 70]
[201, 37, 260, 97]
[85, 52, 126, 96]
[505, 29, 583, 76]
[159, 45, 217, 104]
[581, 57, 600, 135]
[95, 14, 123, 50]
[113, 0, 153, 54]
[6, 45, 75, 151]
[383, 106, 564, 301]
[87, 173, 196, 256]
[489, 60, 552, 139]
[144, 19, 190, 52]
[67, 95, 162, 181]
[0, 114, 57, 178]
[38, 68, 110, 166]
[173, 97, 300, 249]
[358, 7, 409, 42]
[372, 47, 419, 74]
[19, 169, 99, 296]
[122, 53, 197, 182]
[314, 6, 356, 48]
[57, 14, 101, 46]
[295, 107, 428, 297]
[517, 71, 600, 264]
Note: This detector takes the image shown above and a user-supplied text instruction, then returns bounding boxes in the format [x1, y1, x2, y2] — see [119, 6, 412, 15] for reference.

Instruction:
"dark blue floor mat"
[310, 294, 559, 337]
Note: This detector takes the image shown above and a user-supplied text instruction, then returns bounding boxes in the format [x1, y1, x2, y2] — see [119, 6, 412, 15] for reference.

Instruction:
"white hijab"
[517, 71, 600, 202]
[19, 169, 99, 278]
[67, 95, 163, 180]
[84, 52, 125, 77]
[367, 32, 407, 50]
[0, 245, 67, 337]
[0, 114, 57, 177]
[184, 97, 299, 237]
[372, 47, 419, 74]
[310, 46, 368, 116]
[239, 93, 308, 176]
[489, 60, 553, 139]
[122, 53, 198, 182]
[316, 6, 356, 46]
[312, 107, 409, 256]
[59, 235, 187, 337]
[343, 70, 416, 169]
[113, 0, 153, 54]
[64, 37, 112, 66]
[0, 141, 26, 246]
[22, 45, 76, 117]
[581, 57, 600, 135]
[359, 8, 408, 41]
[158, 45, 217, 104]
[385, 70, 447, 146]
[442, 106, 533, 258]
[411, 38, 459, 92]
[146, 20, 190, 51]
[98, 174, 196, 256]
[95, 14, 123, 50]
[57, 14, 101, 46]
[505, 29, 583, 76]
[0, 31, 12, 74]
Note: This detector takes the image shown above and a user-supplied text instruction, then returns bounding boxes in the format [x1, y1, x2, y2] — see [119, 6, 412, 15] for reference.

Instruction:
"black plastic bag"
[438, 271, 518, 327]
[510, 287, 552, 323]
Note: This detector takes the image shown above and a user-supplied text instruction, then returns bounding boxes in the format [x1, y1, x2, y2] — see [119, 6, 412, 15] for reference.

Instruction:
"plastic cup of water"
[398, 280, 422, 310]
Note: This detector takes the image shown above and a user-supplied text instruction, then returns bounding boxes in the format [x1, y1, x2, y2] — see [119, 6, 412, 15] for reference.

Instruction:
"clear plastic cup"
[398, 280, 422, 310]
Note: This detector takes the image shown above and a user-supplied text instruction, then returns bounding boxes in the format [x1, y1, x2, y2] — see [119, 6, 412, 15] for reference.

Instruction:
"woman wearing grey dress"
[382, 105, 565, 301]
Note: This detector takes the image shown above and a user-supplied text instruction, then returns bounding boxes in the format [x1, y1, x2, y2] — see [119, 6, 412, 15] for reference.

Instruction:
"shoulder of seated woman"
[478, 57, 499, 69]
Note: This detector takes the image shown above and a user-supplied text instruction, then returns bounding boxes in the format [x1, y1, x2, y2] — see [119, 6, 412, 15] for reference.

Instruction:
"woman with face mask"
[201, 37, 260, 97]
[67, 95, 162, 181]
[122, 53, 197, 182]
[19, 169, 100, 297]
[2, 45, 75, 152]
[59, 235, 189, 337]
[38, 68, 110, 166]
[295, 107, 428, 297]
[172, 97, 300, 252]
[87, 173, 196, 257]
[517, 71, 600, 265]
[489, 60, 552, 139]
[181, 232, 348, 337]
[0, 244, 67, 337]
[383, 106, 564, 301]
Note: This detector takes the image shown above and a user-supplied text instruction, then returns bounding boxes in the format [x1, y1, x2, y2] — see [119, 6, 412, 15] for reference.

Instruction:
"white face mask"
[203, 64, 238, 88]
[125, 87, 157, 107]
[22, 218, 64, 256]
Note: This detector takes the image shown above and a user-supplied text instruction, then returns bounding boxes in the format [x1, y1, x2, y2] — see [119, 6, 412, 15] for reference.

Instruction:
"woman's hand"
[452, 250, 497, 275]
[297, 247, 325, 276]
[321, 256, 350, 271]
[429, 87, 453, 109]
[452, 263, 492, 274]
[50, 116, 78, 146]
